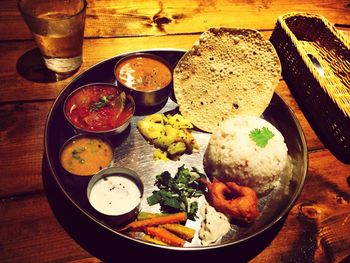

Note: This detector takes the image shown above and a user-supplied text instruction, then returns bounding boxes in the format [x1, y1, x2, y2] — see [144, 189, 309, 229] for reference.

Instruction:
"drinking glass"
[18, 0, 87, 74]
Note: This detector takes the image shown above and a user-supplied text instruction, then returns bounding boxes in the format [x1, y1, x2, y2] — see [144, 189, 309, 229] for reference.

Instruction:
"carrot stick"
[160, 224, 195, 241]
[143, 226, 186, 247]
[119, 212, 187, 231]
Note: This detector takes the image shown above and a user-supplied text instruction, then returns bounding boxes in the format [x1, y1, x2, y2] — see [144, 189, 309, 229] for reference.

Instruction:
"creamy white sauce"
[89, 175, 141, 216]
[199, 203, 231, 245]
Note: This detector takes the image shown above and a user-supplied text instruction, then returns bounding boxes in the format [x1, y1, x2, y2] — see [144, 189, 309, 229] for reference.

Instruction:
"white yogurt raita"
[89, 175, 142, 216]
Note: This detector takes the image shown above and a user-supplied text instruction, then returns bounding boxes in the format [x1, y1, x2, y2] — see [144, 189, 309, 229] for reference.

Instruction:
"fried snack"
[173, 27, 281, 133]
[199, 178, 260, 223]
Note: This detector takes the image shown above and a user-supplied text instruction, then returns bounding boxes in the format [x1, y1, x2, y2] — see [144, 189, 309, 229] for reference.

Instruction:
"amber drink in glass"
[18, 0, 87, 74]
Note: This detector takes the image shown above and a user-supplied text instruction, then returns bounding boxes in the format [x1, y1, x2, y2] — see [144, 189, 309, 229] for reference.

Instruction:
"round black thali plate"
[44, 49, 308, 257]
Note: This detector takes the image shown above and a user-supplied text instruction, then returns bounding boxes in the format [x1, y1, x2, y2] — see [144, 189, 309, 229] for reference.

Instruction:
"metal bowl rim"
[63, 82, 136, 134]
[113, 52, 173, 94]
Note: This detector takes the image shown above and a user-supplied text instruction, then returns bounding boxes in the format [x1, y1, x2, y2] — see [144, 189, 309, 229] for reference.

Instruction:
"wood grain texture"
[0, 193, 92, 263]
[0, 102, 49, 197]
[1, 0, 350, 40]
[1, 1, 350, 262]
[318, 209, 350, 263]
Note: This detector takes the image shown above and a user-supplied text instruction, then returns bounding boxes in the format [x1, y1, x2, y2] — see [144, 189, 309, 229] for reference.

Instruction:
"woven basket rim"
[276, 12, 350, 118]
[277, 12, 350, 49]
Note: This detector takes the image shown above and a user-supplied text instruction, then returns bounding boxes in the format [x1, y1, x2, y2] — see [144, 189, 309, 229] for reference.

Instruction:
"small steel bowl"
[86, 167, 144, 227]
[59, 134, 114, 176]
[63, 83, 135, 136]
[114, 53, 173, 108]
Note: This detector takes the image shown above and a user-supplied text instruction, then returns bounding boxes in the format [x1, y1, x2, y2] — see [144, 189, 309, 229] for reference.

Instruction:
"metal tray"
[44, 49, 308, 255]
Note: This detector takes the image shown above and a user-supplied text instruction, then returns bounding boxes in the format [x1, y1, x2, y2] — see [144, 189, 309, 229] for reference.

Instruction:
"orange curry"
[115, 55, 172, 92]
[60, 136, 113, 176]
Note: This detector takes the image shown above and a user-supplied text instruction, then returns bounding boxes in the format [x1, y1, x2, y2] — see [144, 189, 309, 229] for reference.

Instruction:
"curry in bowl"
[114, 53, 173, 107]
[64, 83, 135, 133]
[59, 134, 113, 176]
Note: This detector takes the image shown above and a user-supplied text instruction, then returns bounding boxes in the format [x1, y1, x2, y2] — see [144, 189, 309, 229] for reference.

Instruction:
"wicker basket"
[270, 12, 350, 164]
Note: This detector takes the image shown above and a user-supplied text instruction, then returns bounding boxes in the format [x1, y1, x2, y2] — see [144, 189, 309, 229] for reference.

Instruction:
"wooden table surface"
[1, 1, 350, 262]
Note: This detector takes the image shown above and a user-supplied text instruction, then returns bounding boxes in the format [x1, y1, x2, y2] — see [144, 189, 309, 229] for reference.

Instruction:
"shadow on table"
[16, 48, 78, 83]
[42, 157, 285, 262]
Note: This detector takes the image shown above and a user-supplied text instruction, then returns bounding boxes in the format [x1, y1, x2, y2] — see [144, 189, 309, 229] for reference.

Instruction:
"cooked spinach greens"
[147, 165, 206, 220]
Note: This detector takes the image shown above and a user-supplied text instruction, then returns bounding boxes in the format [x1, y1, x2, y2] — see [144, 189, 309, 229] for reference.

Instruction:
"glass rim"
[17, 0, 88, 20]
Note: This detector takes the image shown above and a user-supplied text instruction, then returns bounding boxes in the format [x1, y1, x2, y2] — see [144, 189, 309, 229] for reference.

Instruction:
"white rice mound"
[203, 116, 288, 195]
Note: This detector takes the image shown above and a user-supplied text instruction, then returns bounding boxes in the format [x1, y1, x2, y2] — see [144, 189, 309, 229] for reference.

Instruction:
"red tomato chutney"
[115, 55, 172, 92]
[64, 84, 134, 132]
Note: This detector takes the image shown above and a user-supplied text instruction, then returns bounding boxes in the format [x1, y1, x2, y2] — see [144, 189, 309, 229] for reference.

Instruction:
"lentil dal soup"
[60, 136, 113, 176]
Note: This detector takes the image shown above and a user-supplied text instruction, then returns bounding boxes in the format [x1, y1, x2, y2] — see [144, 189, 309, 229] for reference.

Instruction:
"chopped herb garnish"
[72, 147, 85, 154]
[90, 95, 110, 111]
[146, 165, 206, 220]
[72, 147, 86, 164]
[249, 126, 274, 148]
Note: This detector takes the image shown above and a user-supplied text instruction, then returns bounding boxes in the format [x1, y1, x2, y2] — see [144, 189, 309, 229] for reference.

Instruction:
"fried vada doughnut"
[199, 178, 260, 223]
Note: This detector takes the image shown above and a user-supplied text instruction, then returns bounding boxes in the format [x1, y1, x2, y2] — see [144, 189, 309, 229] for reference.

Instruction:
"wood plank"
[0, 102, 49, 197]
[1, 0, 350, 40]
[0, 193, 92, 263]
[2, 1, 349, 262]
[0, 149, 349, 262]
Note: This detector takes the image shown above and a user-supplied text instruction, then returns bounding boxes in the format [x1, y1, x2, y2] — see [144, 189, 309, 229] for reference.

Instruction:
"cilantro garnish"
[90, 95, 110, 111]
[147, 165, 205, 220]
[249, 126, 274, 148]
[72, 147, 86, 164]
